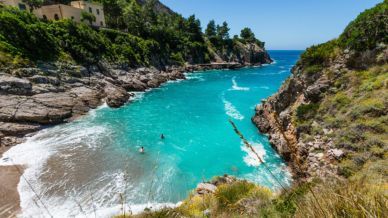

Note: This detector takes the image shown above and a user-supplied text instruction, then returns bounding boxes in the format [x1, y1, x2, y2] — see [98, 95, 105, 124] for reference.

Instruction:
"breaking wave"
[230, 77, 250, 91]
[240, 141, 266, 167]
[223, 98, 244, 120]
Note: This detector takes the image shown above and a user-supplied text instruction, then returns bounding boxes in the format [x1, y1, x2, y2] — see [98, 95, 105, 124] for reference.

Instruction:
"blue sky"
[160, 0, 383, 50]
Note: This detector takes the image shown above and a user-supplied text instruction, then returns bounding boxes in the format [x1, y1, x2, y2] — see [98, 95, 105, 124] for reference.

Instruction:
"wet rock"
[70, 87, 103, 109]
[0, 122, 41, 136]
[104, 84, 129, 108]
[0, 136, 24, 147]
[127, 79, 148, 91]
[147, 79, 161, 88]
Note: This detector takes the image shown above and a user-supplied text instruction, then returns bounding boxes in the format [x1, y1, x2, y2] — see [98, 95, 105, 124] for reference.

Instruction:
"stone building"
[0, 0, 106, 27]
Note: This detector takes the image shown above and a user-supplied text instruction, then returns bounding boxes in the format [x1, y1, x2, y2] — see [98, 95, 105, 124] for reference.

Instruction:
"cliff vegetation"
[0, 0, 270, 69]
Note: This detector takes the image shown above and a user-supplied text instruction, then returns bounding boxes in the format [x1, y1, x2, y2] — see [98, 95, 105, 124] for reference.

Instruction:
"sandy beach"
[0, 146, 22, 218]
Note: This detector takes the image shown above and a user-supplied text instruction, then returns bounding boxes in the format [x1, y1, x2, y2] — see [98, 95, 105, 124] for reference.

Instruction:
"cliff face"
[253, 53, 348, 179]
[252, 1, 388, 180]
[210, 41, 272, 66]
[230, 41, 272, 65]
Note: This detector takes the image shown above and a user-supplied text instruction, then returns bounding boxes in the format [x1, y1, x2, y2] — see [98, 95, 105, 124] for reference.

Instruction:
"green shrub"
[215, 181, 257, 209]
[333, 92, 351, 107]
[50, 20, 109, 64]
[299, 39, 339, 68]
[170, 52, 185, 66]
[303, 64, 323, 75]
[0, 6, 60, 61]
[214, 180, 272, 212]
[339, 0, 388, 51]
[101, 28, 157, 66]
[296, 103, 319, 121]
[356, 97, 385, 116]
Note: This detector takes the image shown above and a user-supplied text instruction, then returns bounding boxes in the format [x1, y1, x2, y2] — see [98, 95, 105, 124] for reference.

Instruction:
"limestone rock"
[0, 122, 41, 136]
[196, 183, 217, 195]
[328, 149, 344, 160]
[104, 84, 129, 108]
[0, 74, 32, 95]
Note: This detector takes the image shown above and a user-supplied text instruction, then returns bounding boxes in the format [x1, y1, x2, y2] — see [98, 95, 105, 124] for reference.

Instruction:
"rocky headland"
[252, 44, 387, 180]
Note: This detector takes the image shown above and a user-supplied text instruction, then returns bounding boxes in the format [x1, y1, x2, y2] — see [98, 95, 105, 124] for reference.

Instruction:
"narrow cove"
[1, 51, 302, 217]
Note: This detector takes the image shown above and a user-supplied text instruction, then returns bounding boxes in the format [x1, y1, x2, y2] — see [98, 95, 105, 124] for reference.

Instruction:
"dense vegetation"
[299, 0, 387, 72]
[0, 0, 267, 68]
[204, 20, 265, 62]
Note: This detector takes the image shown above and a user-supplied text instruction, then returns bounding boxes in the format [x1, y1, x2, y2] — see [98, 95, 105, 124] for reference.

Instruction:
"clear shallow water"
[1, 51, 302, 217]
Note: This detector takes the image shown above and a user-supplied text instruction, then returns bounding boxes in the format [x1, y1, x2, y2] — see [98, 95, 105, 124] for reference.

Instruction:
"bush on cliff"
[299, 0, 387, 73]
[0, 5, 59, 61]
[50, 20, 109, 65]
[339, 0, 388, 51]
[100, 28, 157, 67]
[205, 20, 267, 63]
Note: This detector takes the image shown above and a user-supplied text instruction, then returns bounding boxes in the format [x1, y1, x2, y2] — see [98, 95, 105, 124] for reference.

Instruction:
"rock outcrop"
[252, 43, 388, 180]
[195, 175, 237, 196]
[211, 41, 272, 66]
[252, 57, 347, 179]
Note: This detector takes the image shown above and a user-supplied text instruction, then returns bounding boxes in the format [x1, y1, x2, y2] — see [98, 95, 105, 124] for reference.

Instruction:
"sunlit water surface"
[1, 51, 302, 217]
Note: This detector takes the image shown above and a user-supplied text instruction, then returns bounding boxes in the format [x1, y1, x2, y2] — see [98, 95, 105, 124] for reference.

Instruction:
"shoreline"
[0, 61, 273, 216]
[0, 165, 23, 218]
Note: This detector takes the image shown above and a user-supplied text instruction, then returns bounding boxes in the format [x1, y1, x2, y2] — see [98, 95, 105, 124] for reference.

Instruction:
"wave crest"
[241, 142, 266, 167]
[230, 77, 250, 91]
[223, 99, 244, 120]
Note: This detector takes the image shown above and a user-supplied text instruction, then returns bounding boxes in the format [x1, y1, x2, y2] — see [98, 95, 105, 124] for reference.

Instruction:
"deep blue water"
[1, 50, 303, 217]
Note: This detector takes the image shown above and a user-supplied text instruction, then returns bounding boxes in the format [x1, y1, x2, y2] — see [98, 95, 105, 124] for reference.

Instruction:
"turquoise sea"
[1, 51, 302, 217]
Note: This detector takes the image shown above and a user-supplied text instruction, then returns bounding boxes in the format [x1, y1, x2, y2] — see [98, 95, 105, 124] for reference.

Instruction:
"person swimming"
[139, 146, 145, 154]
[161, 134, 165, 140]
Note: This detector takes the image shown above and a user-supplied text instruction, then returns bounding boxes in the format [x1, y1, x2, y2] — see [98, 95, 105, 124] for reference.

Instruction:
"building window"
[96, 9, 100, 15]
[42, 15, 47, 21]
[18, 3, 26, 10]
[54, 14, 59, 20]
[89, 7, 92, 13]
[100, 21, 103, 26]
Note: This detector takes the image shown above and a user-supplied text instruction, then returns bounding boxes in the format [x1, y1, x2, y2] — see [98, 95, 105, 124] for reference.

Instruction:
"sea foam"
[230, 77, 250, 91]
[223, 98, 244, 120]
[241, 141, 266, 167]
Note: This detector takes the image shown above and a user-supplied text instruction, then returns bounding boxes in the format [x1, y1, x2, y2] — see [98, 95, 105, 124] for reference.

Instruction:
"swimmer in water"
[161, 134, 165, 140]
[139, 146, 145, 154]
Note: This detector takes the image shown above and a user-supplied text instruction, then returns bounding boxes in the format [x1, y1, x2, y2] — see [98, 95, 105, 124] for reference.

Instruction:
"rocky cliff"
[252, 1, 387, 180]
[227, 41, 272, 65]
[209, 41, 272, 66]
